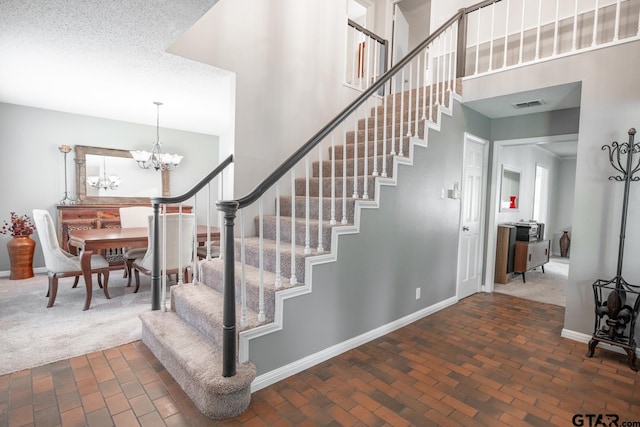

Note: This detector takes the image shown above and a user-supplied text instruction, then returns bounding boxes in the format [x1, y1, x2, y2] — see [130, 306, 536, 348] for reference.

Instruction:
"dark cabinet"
[514, 240, 550, 282]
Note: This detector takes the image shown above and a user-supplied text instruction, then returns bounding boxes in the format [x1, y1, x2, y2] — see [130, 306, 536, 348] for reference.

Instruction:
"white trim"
[561, 328, 640, 357]
[251, 296, 458, 392]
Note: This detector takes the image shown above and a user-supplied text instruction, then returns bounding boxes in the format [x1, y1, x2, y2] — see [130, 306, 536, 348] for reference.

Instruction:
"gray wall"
[551, 158, 576, 255]
[247, 102, 490, 375]
[0, 102, 219, 273]
[463, 40, 640, 341]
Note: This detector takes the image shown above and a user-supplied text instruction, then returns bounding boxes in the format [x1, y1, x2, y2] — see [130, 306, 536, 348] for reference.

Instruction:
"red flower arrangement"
[1, 212, 35, 237]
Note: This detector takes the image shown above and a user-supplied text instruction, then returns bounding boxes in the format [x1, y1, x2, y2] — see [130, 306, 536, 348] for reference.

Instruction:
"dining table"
[67, 225, 220, 255]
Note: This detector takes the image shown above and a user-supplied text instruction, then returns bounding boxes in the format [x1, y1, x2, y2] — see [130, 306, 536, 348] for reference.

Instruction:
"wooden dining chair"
[32, 209, 111, 311]
[132, 213, 195, 292]
[119, 206, 153, 286]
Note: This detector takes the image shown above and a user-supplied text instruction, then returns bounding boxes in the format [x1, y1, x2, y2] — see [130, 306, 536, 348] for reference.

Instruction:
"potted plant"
[1, 212, 36, 280]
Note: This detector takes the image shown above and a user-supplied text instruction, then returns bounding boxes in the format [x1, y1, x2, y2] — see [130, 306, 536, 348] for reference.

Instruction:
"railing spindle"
[352, 114, 359, 198]
[317, 145, 324, 251]
[304, 155, 311, 254]
[535, 0, 542, 60]
[341, 124, 348, 224]
[240, 209, 247, 327]
[363, 102, 369, 199]
[373, 91, 379, 177]
[519, 0, 526, 64]
[391, 75, 397, 155]
[430, 58, 435, 122]
[475, 7, 481, 75]
[572, 0, 579, 51]
[275, 181, 281, 289]
[448, 25, 454, 94]
[330, 133, 337, 225]
[414, 55, 420, 137]
[161, 205, 167, 311]
[178, 203, 185, 286]
[553, 0, 560, 55]
[613, 0, 621, 42]
[407, 63, 413, 137]
[503, 0, 511, 67]
[452, 21, 458, 95]
[400, 68, 405, 148]
[382, 79, 389, 178]
[592, 0, 599, 47]
[489, 2, 496, 71]
[435, 36, 441, 107]
[422, 49, 428, 121]
[258, 197, 265, 322]
[290, 169, 298, 284]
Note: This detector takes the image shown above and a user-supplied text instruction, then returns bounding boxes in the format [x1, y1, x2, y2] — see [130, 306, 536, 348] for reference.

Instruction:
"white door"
[457, 134, 488, 299]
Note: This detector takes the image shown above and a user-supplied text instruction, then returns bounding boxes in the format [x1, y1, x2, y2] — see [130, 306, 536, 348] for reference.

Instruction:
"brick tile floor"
[1, 293, 639, 426]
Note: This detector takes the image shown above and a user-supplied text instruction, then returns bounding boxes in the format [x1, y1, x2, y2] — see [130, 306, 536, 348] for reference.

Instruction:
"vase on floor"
[7, 235, 35, 280]
[559, 231, 570, 258]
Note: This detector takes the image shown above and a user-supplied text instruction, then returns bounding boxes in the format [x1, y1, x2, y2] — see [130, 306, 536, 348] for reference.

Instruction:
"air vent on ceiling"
[512, 99, 545, 109]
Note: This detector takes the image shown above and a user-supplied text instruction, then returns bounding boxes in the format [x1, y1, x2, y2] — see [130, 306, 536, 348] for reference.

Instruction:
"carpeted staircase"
[139, 82, 460, 419]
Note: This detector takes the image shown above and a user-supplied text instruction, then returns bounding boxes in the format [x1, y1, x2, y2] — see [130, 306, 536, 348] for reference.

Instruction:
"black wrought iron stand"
[587, 128, 640, 371]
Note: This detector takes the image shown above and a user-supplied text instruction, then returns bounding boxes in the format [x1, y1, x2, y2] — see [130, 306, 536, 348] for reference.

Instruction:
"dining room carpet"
[0, 272, 160, 376]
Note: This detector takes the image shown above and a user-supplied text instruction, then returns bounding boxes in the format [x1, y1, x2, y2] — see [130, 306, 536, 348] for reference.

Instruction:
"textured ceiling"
[0, 0, 231, 135]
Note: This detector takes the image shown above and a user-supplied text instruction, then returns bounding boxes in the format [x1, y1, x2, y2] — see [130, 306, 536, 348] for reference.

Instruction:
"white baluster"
[489, 2, 496, 71]
[205, 182, 211, 261]
[475, 7, 481, 75]
[191, 200, 197, 284]
[304, 155, 311, 254]
[330, 133, 337, 225]
[178, 203, 184, 285]
[341, 124, 348, 224]
[430, 54, 435, 122]
[452, 21, 458, 95]
[503, 0, 511, 68]
[519, 0, 526, 64]
[407, 62, 413, 137]
[218, 172, 224, 261]
[613, 0, 621, 42]
[352, 114, 359, 198]
[317, 145, 324, 251]
[448, 25, 454, 94]
[240, 209, 248, 327]
[258, 197, 265, 322]
[161, 205, 167, 311]
[400, 68, 405, 149]
[275, 181, 281, 289]
[363, 102, 369, 199]
[390, 75, 397, 155]
[365, 35, 371, 89]
[414, 56, 420, 137]
[422, 48, 428, 121]
[435, 36, 441, 108]
[373, 91, 379, 177]
[290, 169, 298, 284]
[592, 0, 599, 47]
[572, 0, 579, 51]
[382, 79, 389, 178]
[553, 0, 560, 55]
[535, 0, 542, 60]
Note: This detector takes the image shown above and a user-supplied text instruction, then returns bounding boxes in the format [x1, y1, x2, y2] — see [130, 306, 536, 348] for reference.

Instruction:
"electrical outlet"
[416, 287, 421, 300]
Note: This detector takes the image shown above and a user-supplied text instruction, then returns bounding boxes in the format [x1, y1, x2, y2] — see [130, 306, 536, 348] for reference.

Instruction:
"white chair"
[133, 213, 195, 293]
[119, 206, 153, 286]
[32, 209, 110, 311]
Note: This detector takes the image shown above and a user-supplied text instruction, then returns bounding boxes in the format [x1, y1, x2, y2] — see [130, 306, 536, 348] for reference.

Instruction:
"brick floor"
[1, 292, 639, 426]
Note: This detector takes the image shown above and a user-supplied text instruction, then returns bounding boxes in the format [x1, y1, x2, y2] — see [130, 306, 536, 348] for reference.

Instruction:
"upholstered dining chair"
[132, 213, 195, 293]
[119, 206, 153, 286]
[32, 209, 111, 311]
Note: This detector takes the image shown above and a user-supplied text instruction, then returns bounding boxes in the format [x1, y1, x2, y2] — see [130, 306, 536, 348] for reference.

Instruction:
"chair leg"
[126, 259, 134, 287]
[47, 274, 58, 308]
[101, 268, 111, 300]
[80, 251, 93, 311]
[71, 276, 80, 288]
[97, 273, 103, 289]
[134, 269, 141, 293]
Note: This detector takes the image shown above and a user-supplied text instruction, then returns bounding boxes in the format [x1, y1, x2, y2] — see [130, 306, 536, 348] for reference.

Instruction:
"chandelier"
[130, 101, 183, 171]
[87, 156, 120, 190]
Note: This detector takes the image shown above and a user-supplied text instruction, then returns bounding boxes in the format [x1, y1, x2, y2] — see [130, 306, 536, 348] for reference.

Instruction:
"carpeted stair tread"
[170, 283, 262, 346]
[330, 137, 411, 160]
[234, 236, 319, 282]
[345, 120, 426, 144]
[140, 310, 256, 419]
[279, 195, 357, 223]
[295, 176, 378, 198]
[258, 215, 347, 248]
[312, 154, 396, 178]
[200, 258, 299, 321]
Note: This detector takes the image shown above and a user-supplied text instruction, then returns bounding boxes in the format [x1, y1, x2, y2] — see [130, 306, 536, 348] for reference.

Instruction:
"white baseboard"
[250, 296, 458, 392]
[561, 328, 640, 357]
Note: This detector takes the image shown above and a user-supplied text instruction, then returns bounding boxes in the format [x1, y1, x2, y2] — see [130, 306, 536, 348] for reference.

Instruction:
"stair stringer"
[239, 91, 462, 391]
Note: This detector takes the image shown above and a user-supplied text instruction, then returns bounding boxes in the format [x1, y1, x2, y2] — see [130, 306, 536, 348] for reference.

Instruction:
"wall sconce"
[448, 182, 460, 199]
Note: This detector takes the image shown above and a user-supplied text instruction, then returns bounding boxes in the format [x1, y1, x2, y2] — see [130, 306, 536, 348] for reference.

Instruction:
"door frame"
[456, 132, 489, 299]
[484, 133, 578, 292]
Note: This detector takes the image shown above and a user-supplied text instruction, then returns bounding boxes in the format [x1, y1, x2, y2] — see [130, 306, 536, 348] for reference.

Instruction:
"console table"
[514, 240, 550, 283]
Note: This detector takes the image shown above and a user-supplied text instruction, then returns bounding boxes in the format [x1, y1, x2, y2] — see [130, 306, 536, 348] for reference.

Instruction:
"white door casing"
[457, 133, 489, 299]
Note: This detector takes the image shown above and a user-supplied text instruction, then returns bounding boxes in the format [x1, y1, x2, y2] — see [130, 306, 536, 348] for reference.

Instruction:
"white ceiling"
[0, 0, 232, 135]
